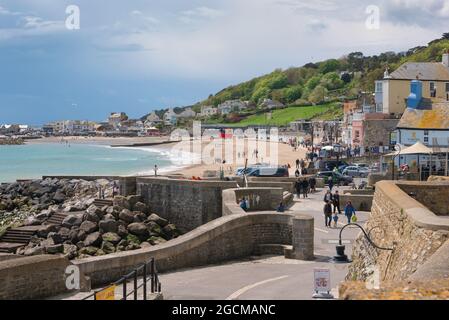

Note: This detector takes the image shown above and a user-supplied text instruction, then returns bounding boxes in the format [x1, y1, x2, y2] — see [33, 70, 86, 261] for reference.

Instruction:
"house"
[177, 107, 196, 119]
[260, 99, 284, 110]
[200, 105, 218, 117]
[395, 80, 449, 148]
[108, 112, 128, 129]
[375, 51, 449, 115]
[146, 112, 162, 124]
[218, 100, 247, 114]
[164, 109, 178, 126]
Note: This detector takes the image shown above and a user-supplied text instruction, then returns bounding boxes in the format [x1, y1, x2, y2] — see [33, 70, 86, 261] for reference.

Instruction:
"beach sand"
[165, 138, 308, 178]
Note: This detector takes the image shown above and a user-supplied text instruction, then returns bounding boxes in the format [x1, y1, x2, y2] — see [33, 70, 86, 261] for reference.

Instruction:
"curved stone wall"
[222, 188, 284, 216]
[73, 212, 294, 286]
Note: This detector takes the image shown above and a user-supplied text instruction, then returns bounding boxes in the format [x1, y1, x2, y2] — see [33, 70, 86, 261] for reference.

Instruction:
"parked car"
[316, 171, 353, 186]
[247, 167, 289, 178]
[322, 160, 349, 171]
[342, 166, 370, 178]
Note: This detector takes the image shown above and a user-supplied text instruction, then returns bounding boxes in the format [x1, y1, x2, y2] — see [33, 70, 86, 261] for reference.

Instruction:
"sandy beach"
[25, 135, 308, 178]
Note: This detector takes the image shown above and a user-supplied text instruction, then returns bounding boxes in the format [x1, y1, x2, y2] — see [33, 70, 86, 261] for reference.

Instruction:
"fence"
[82, 258, 161, 300]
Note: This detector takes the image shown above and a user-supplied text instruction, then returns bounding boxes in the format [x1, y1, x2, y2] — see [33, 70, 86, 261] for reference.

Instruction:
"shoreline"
[13, 136, 307, 180]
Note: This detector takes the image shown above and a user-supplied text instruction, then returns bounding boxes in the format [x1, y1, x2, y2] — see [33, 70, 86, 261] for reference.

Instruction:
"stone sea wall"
[347, 181, 449, 283]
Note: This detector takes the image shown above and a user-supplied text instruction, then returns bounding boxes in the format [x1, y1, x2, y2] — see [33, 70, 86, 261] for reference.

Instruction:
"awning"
[385, 141, 433, 156]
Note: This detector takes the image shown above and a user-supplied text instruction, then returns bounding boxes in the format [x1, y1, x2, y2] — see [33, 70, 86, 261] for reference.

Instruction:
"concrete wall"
[0, 255, 70, 300]
[73, 212, 294, 286]
[222, 188, 284, 216]
[397, 181, 449, 216]
[136, 177, 238, 233]
[347, 181, 449, 283]
[340, 193, 373, 211]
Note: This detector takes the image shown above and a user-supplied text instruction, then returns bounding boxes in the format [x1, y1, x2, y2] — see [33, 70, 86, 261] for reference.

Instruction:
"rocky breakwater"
[0, 178, 112, 234]
[15, 194, 181, 260]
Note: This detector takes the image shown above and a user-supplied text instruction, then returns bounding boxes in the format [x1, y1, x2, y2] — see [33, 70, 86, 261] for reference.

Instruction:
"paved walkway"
[57, 186, 370, 300]
[159, 186, 370, 300]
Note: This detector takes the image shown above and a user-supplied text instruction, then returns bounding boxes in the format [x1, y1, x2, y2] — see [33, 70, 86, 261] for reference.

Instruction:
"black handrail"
[82, 258, 162, 300]
[339, 223, 394, 251]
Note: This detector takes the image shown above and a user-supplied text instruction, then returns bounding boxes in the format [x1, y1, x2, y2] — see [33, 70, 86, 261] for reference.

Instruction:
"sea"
[0, 143, 191, 183]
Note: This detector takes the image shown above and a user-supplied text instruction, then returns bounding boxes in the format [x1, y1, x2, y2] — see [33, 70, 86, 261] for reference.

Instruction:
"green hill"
[197, 35, 449, 109]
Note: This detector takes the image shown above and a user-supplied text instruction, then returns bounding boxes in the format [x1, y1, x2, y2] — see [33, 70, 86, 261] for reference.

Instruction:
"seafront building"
[375, 51, 449, 115]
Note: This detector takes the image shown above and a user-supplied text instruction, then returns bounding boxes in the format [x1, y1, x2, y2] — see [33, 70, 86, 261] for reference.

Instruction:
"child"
[332, 212, 339, 228]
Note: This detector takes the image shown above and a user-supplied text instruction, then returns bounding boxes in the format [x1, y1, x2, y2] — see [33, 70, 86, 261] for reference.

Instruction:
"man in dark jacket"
[295, 179, 302, 198]
[333, 190, 341, 214]
[323, 201, 333, 227]
[301, 179, 309, 198]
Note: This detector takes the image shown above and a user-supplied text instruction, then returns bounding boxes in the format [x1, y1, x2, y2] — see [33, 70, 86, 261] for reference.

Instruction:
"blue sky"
[0, 0, 448, 125]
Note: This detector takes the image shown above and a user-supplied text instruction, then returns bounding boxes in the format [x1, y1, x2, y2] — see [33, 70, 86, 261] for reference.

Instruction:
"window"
[446, 83, 449, 92]
[430, 82, 436, 97]
[375, 82, 383, 93]
[424, 130, 429, 136]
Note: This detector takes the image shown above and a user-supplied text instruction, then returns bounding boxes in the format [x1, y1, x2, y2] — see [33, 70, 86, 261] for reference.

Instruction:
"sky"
[0, 0, 448, 125]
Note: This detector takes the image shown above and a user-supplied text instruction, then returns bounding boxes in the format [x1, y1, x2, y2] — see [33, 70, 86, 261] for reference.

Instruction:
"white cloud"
[0, 5, 22, 15]
[21, 16, 63, 29]
[179, 6, 224, 23]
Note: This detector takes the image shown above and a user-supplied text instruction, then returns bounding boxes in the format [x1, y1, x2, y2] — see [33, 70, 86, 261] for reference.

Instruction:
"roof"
[397, 103, 449, 130]
[389, 62, 449, 81]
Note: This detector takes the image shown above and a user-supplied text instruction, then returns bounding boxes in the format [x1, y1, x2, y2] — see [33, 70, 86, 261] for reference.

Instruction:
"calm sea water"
[0, 143, 181, 183]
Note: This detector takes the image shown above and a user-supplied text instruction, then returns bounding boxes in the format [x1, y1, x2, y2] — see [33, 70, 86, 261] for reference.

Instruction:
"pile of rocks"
[16, 195, 181, 260]
[0, 178, 113, 232]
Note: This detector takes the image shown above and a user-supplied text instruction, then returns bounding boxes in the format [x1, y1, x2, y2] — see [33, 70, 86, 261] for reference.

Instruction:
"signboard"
[95, 285, 116, 300]
[314, 268, 331, 293]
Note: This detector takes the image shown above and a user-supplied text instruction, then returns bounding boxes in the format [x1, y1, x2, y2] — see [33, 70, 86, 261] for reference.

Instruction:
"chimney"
[407, 80, 422, 109]
[443, 50, 449, 68]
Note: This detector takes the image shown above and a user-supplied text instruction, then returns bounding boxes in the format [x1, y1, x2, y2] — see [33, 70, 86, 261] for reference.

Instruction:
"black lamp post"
[332, 223, 394, 264]
[391, 144, 402, 181]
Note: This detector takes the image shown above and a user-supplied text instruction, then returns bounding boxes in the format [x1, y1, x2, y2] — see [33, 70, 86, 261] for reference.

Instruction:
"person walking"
[333, 190, 341, 214]
[323, 190, 333, 203]
[328, 176, 334, 192]
[324, 201, 333, 227]
[344, 201, 356, 224]
[302, 178, 309, 199]
[309, 176, 316, 193]
[296, 159, 300, 169]
[295, 179, 302, 199]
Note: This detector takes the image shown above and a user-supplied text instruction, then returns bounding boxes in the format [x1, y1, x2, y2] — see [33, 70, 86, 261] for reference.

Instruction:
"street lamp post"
[332, 223, 394, 264]
[391, 144, 402, 181]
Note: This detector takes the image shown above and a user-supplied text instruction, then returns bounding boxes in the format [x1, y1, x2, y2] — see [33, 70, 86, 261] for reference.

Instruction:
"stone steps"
[93, 199, 113, 207]
[46, 212, 70, 225]
[0, 226, 40, 253]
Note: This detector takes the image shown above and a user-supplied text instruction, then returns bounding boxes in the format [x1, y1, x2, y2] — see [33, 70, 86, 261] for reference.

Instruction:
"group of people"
[323, 189, 356, 228]
[294, 177, 317, 199]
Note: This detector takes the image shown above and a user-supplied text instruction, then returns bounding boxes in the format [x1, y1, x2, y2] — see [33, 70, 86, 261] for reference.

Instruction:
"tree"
[283, 85, 303, 103]
[341, 72, 352, 84]
[309, 85, 328, 104]
[347, 52, 365, 72]
[305, 75, 322, 91]
[251, 86, 270, 104]
[318, 59, 341, 74]
[443, 33, 449, 40]
[320, 72, 344, 90]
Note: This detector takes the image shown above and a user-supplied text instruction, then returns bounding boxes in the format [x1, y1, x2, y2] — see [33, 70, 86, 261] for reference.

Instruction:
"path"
[159, 186, 369, 300]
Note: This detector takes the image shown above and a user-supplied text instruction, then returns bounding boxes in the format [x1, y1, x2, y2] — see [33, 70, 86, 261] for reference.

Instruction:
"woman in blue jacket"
[344, 201, 356, 224]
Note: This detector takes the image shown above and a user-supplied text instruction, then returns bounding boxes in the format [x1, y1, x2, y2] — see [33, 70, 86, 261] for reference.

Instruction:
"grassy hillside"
[209, 102, 342, 127]
[197, 35, 449, 109]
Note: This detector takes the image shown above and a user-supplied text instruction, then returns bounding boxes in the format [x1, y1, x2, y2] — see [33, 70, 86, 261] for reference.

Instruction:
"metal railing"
[82, 258, 162, 300]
